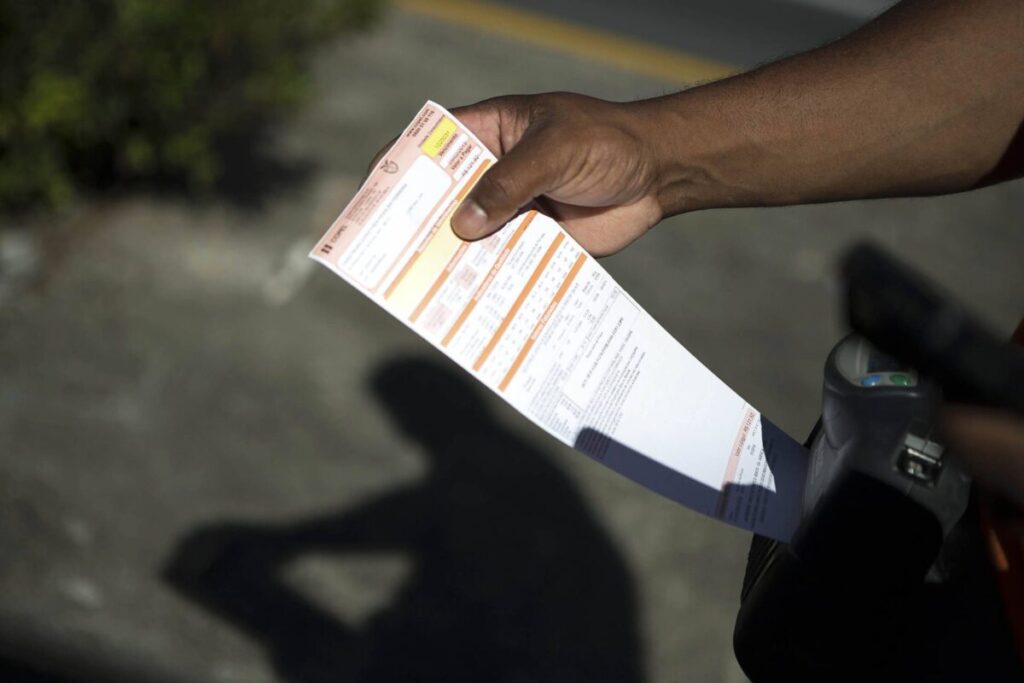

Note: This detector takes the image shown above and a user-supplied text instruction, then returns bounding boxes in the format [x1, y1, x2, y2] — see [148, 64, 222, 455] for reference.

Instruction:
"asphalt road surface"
[503, 0, 897, 65]
[1, 3, 1019, 683]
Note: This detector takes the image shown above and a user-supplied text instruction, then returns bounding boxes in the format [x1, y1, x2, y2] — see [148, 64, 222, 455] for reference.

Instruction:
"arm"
[655, 0, 1024, 213]
[450, 0, 1023, 254]
[943, 405, 1024, 508]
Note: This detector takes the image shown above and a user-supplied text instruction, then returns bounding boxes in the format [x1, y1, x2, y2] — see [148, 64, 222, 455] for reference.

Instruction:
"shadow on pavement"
[163, 357, 644, 683]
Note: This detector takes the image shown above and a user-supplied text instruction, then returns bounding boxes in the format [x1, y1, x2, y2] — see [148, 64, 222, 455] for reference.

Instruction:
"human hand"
[448, 93, 673, 257]
[941, 405, 1024, 508]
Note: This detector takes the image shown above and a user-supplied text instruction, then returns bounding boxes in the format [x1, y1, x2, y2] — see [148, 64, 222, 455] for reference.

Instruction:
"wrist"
[634, 88, 759, 217]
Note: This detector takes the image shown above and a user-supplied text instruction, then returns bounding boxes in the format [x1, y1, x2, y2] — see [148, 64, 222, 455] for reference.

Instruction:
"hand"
[449, 93, 671, 257]
[941, 405, 1024, 508]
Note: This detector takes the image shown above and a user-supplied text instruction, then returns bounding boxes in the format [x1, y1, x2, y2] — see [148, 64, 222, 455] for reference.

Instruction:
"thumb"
[452, 125, 565, 240]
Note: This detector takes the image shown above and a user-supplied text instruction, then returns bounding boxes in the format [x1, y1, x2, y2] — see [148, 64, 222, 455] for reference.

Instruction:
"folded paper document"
[310, 101, 808, 541]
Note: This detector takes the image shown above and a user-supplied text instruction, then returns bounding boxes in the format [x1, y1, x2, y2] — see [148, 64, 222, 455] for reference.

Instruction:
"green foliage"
[0, 0, 380, 211]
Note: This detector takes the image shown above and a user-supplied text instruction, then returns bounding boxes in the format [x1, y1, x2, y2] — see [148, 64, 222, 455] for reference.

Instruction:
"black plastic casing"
[733, 336, 1017, 681]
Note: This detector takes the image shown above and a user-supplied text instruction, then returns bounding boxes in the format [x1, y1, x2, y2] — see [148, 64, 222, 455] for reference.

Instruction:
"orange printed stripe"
[441, 210, 536, 347]
[410, 241, 469, 323]
[381, 204, 449, 299]
[473, 232, 565, 372]
[457, 160, 492, 202]
[373, 188, 451, 296]
[384, 240, 428, 300]
[714, 406, 757, 518]
[499, 251, 587, 392]
[383, 160, 492, 300]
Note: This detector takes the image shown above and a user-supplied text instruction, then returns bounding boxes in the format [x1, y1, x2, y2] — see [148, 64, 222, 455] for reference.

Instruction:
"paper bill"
[310, 101, 808, 541]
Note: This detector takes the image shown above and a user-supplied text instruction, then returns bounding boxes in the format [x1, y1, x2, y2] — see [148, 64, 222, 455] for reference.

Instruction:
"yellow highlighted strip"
[474, 231, 565, 372]
[422, 117, 458, 158]
[385, 160, 492, 302]
[396, 0, 736, 85]
[385, 240, 427, 301]
[499, 250, 587, 392]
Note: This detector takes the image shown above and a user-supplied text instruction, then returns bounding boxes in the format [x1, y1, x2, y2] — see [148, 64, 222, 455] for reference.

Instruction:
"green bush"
[0, 0, 380, 211]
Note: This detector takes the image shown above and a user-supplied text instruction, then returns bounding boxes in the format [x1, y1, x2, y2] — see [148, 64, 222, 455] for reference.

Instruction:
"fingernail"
[452, 200, 488, 239]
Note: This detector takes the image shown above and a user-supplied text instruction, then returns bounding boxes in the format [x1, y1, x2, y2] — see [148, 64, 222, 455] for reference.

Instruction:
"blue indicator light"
[861, 374, 883, 387]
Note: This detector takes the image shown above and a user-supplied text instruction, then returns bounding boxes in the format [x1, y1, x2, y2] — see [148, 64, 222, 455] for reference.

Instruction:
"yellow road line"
[395, 0, 737, 85]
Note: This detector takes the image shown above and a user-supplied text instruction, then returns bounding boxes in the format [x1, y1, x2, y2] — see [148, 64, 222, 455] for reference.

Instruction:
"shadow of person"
[164, 357, 645, 683]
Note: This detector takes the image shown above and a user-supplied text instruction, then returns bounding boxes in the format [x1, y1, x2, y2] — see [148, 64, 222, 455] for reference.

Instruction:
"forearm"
[648, 0, 1024, 215]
